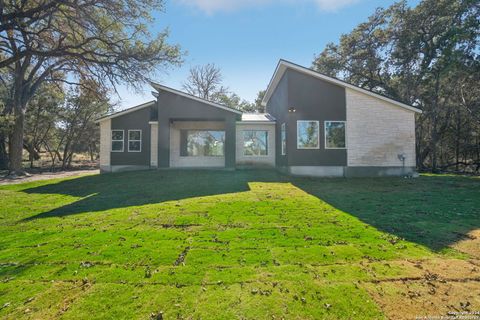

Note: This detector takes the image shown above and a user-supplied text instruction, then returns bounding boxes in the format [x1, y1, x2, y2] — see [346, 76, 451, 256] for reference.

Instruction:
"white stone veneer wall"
[346, 88, 416, 167]
[150, 123, 158, 167]
[99, 119, 111, 170]
[236, 123, 275, 166]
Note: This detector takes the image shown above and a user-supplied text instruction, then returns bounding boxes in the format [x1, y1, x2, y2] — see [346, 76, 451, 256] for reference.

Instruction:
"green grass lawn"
[0, 170, 479, 319]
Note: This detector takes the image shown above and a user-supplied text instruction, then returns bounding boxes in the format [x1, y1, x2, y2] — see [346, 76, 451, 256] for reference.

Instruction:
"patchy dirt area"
[452, 230, 480, 259]
[0, 169, 99, 185]
[363, 239, 480, 320]
[365, 278, 480, 320]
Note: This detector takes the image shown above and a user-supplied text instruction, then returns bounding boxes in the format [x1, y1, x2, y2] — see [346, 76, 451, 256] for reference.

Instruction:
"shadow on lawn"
[21, 169, 284, 220]
[21, 169, 480, 251]
[292, 175, 480, 251]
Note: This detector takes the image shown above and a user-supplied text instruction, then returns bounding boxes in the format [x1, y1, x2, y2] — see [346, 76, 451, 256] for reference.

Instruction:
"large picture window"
[128, 130, 142, 152]
[181, 130, 225, 157]
[111, 130, 124, 152]
[325, 121, 346, 149]
[281, 123, 286, 155]
[297, 120, 319, 149]
[243, 130, 268, 156]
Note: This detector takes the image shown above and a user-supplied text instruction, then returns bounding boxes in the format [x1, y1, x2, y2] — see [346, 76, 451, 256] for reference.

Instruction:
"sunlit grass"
[0, 170, 478, 319]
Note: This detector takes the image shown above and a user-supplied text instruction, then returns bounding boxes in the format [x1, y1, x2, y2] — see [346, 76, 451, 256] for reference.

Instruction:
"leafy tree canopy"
[0, 0, 183, 174]
[313, 0, 479, 171]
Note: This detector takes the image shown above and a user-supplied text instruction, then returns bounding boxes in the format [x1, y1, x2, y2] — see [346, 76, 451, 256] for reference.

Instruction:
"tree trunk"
[25, 142, 40, 168]
[61, 147, 69, 170]
[62, 153, 71, 170]
[430, 128, 438, 173]
[476, 135, 480, 172]
[67, 152, 74, 168]
[50, 150, 62, 171]
[89, 144, 95, 162]
[429, 74, 441, 173]
[43, 142, 57, 171]
[29, 146, 34, 168]
[0, 133, 8, 170]
[8, 104, 26, 175]
[455, 109, 461, 172]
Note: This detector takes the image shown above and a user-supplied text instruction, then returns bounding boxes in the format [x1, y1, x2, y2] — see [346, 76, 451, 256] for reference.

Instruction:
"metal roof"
[241, 113, 276, 122]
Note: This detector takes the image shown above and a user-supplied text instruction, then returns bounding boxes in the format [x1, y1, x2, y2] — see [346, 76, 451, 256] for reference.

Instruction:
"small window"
[325, 121, 346, 149]
[181, 130, 225, 157]
[243, 130, 268, 156]
[297, 120, 319, 149]
[281, 123, 286, 155]
[128, 130, 142, 152]
[111, 130, 124, 152]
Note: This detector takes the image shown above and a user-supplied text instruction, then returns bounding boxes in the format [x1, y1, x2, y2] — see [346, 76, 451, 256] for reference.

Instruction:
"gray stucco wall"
[267, 72, 289, 168]
[156, 90, 240, 169]
[110, 107, 152, 166]
[267, 69, 347, 167]
[287, 69, 347, 166]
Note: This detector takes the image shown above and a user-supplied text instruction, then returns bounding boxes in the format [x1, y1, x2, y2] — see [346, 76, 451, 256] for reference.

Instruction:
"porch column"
[225, 116, 236, 169]
[158, 117, 170, 168]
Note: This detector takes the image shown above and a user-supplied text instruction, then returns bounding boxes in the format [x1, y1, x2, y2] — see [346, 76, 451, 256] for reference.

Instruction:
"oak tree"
[0, 0, 182, 174]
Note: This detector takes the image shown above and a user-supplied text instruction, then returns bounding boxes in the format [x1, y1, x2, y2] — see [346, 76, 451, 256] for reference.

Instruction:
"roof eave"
[237, 121, 276, 125]
[94, 100, 156, 123]
[261, 60, 284, 107]
[150, 82, 242, 115]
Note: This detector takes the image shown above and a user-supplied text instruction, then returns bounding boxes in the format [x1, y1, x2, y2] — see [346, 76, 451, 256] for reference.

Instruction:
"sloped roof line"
[95, 100, 156, 122]
[262, 59, 422, 114]
[150, 82, 242, 115]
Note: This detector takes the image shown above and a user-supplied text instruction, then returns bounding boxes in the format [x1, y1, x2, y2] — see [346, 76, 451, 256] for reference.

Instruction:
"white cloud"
[176, 0, 360, 14]
[313, 0, 359, 11]
[175, 0, 267, 14]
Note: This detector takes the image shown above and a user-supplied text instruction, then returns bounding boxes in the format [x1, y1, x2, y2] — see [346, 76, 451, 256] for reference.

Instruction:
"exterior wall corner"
[346, 88, 416, 168]
[99, 119, 111, 168]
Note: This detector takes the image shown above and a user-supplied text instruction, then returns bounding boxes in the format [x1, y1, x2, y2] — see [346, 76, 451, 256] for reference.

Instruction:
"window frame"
[243, 130, 268, 157]
[181, 130, 226, 157]
[296, 120, 320, 150]
[324, 120, 347, 150]
[281, 123, 286, 156]
[111, 130, 124, 152]
[128, 129, 142, 153]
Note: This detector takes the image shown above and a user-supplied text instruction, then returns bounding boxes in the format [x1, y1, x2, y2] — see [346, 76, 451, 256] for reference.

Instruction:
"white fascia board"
[95, 101, 156, 123]
[236, 121, 276, 125]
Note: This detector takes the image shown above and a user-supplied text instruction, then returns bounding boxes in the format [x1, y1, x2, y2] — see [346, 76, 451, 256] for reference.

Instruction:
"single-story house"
[96, 60, 422, 177]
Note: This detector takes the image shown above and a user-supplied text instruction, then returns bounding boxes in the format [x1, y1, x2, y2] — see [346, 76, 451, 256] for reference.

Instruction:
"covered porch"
[169, 119, 231, 168]
[151, 83, 240, 169]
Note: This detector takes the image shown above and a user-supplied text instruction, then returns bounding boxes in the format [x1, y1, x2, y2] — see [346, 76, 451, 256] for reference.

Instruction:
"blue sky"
[115, 0, 419, 109]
